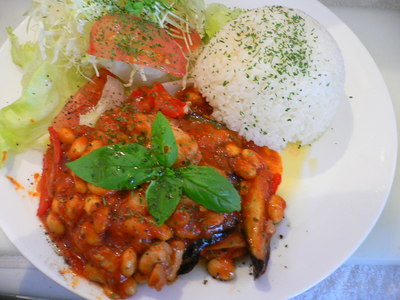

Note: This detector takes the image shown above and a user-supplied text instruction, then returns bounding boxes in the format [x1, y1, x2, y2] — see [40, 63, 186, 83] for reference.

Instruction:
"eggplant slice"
[241, 170, 273, 279]
[178, 231, 231, 275]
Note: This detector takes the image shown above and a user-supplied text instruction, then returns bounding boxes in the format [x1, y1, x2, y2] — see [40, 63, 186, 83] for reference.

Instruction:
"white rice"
[192, 6, 345, 151]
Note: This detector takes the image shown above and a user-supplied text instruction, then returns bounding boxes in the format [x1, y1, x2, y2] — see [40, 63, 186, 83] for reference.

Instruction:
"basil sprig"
[67, 112, 241, 225]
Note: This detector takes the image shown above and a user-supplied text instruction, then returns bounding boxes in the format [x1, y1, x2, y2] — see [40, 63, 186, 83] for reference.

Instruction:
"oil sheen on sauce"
[279, 143, 314, 199]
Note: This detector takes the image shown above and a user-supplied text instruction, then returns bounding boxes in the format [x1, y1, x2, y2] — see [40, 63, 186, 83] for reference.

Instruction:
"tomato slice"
[88, 14, 187, 77]
[52, 69, 113, 130]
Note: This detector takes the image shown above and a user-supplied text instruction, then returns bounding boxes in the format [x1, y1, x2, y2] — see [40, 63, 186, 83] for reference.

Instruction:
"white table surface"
[0, 0, 400, 299]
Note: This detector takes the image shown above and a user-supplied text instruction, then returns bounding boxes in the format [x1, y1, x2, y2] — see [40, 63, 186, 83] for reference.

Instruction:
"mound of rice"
[192, 6, 345, 151]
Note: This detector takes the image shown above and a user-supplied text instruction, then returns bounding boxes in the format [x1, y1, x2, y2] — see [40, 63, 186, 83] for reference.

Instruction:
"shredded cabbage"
[124, 0, 205, 35]
[27, 0, 114, 74]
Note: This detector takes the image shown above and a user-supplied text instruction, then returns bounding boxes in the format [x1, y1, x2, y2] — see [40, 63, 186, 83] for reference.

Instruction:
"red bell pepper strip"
[48, 127, 61, 164]
[127, 84, 186, 118]
[126, 86, 155, 113]
[269, 173, 282, 195]
[152, 84, 186, 118]
[37, 127, 61, 216]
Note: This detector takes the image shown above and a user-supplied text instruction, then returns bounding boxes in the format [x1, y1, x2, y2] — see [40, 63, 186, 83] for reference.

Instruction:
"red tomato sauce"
[38, 85, 285, 298]
[6, 175, 24, 190]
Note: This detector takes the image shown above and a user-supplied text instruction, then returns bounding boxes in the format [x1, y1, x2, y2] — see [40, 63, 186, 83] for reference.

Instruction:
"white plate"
[0, 0, 397, 299]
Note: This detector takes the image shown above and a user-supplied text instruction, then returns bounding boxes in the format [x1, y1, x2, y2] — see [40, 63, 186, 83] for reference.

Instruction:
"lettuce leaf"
[0, 30, 87, 165]
[7, 28, 37, 68]
[204, 3, 244, 42]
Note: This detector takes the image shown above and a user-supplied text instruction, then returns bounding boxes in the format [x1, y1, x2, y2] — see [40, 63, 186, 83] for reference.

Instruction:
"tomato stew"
[38, 85, 285, 298]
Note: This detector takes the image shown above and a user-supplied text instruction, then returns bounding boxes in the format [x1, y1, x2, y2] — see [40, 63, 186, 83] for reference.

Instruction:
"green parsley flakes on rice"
[192, 6, 345, 151]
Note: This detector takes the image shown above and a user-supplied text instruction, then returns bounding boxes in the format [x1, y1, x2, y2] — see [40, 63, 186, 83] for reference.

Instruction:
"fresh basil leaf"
[146, 170, 182, 226]
[151, 111, 178, 168]
[179, 165, 241, 213]
[67, 144, 162, 190]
